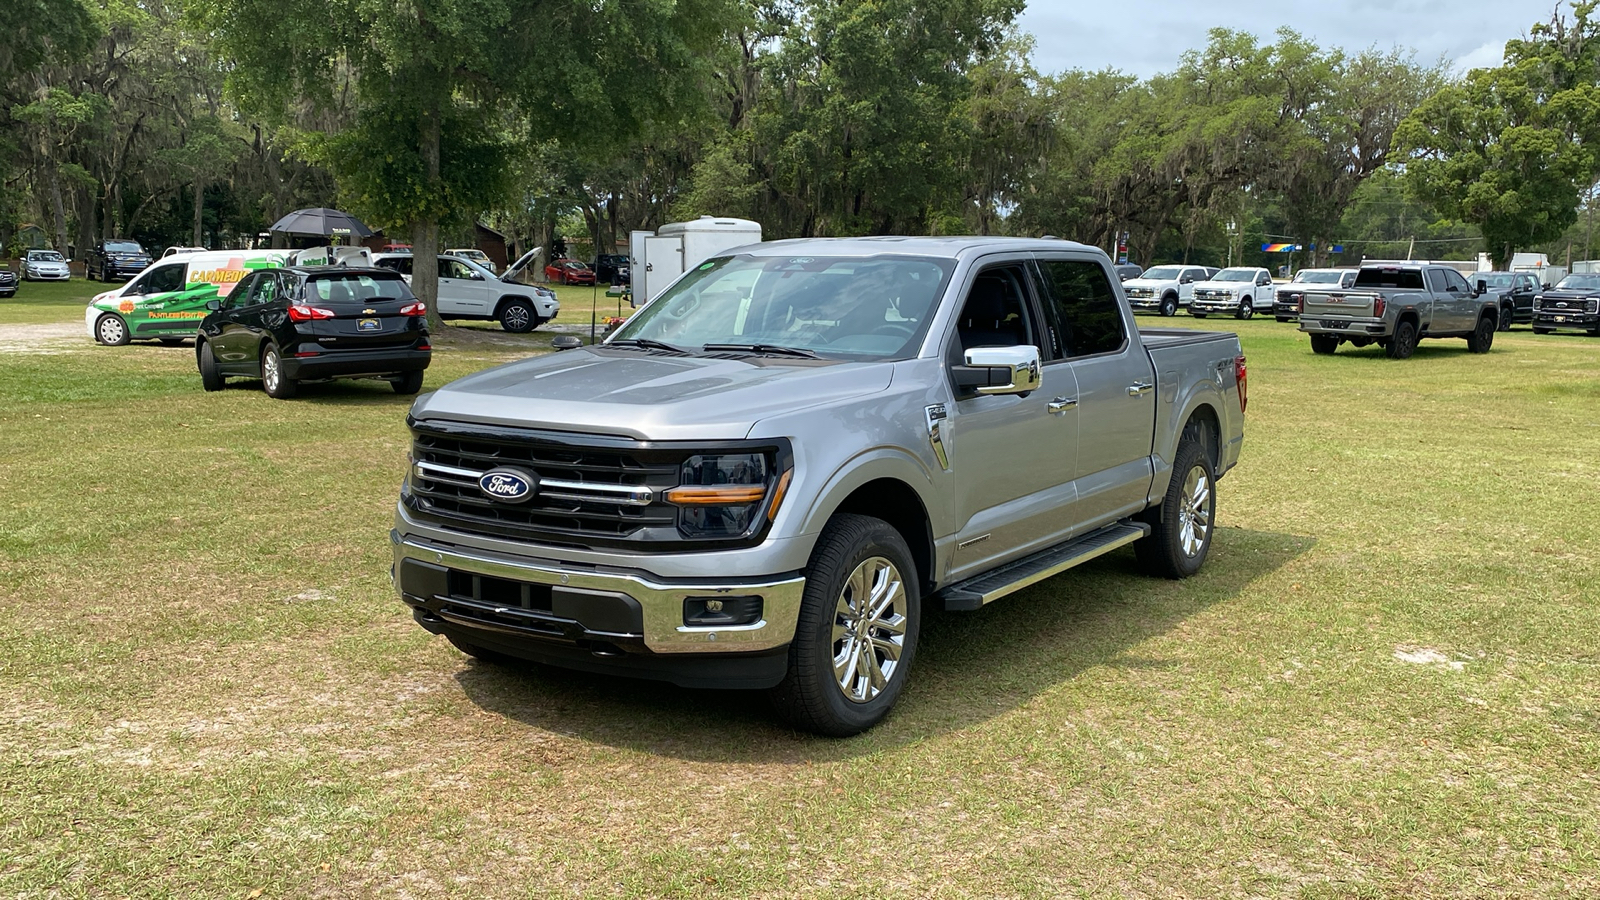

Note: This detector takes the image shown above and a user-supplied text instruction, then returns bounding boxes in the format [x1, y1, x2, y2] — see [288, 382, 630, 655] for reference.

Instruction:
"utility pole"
[1406, 235, 1415, 261]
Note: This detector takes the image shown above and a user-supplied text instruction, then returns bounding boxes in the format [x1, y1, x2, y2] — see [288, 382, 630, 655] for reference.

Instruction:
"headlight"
[1589, 299, 1599, 314]
[1533, 296, 1542, 310]
[666, 453, 784, 539]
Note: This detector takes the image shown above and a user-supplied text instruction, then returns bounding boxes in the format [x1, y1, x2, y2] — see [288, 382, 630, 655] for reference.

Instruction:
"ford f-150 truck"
[1298, 262, 1498, 358]
[1530, 272, 1600, 335]
[391, 237, 1246, 735]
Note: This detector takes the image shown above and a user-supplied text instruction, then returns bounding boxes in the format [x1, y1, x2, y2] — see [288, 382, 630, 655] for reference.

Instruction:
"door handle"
[1048, 396, 1078, 414]
[1127, 381, 1154, 396]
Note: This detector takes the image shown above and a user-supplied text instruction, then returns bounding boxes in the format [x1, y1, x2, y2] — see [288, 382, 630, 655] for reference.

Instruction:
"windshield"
[30, 251, 64, 262]
[1140, 266, 1183, 280]
[307, 273, 414, 302]
[1293, 270, 1345, 283]
[1556, 274, 1600, 290]
[1211, 269, 1256, 282]
[106, 241, 143, 253]
[1478, 273, 1514, 289]
[613, 254, 955, 360]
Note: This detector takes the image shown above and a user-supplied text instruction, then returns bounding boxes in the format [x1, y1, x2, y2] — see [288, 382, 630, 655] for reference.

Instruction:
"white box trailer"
[629, 216, 762, 305]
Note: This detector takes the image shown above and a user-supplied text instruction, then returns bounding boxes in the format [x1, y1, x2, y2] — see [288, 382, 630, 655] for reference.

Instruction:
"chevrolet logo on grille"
[363, 308, 376, 314]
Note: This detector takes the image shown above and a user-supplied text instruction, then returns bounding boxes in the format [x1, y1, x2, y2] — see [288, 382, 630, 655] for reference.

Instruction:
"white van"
[85, 246, 370, 345]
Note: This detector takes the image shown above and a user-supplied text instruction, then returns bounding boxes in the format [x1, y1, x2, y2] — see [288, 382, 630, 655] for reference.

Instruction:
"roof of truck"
[746, 236, 1105, 259]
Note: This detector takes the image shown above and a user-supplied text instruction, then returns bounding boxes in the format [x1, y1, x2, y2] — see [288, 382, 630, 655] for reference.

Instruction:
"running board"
[936, 522, 1150, 611]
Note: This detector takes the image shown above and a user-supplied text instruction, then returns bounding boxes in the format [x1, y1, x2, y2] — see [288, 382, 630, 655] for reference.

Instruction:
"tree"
[201, 0, 731, 329]
[1394, 2, 1600, 268]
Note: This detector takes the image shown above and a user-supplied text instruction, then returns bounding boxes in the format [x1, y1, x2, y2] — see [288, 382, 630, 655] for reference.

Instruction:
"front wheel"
[1159, 294, 1178, 317]
[261, 343, 297, 399]
[198, 341, 225, 391]
[1466, 315, 1495, 353]
[1136, 430, 1217, 579]
[498, 298, 538, 333]
[1498, 306, 1512, 331]
[1386, 320, 1418, 359]
[1236, 298, 1254, 320]
[770, 514, 920, 737]
[1310, 334, 1339, 355]
[95, 313, 130, 346]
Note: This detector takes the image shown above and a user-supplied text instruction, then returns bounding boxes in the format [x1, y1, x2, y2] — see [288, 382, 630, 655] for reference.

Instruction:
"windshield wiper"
[702, 343, 823, 359]
[606, 338, 688, 353]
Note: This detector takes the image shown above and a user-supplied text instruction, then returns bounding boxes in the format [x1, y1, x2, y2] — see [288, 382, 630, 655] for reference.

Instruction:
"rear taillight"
[399, 302, 427, 317]
[287, 305, 335, 322]
[1235, 355, 1248, 414]
[1372, 293, 1386, 318]
[417, 342, 431, 351]
[1297, 295, 1305, 314]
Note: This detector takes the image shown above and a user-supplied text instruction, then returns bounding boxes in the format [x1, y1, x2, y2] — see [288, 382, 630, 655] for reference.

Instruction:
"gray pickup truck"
[1298, 262, 1499, 358]
[391, 237, 1246, 735]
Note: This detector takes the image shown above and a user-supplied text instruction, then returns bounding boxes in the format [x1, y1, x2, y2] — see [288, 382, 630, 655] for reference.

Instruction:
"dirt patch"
[0, 322, 86, 354]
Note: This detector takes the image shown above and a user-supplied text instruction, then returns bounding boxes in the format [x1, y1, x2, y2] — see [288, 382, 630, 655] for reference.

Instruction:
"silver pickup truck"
[1298, 263, 1499, 358]
[392, 237, 1246, 735]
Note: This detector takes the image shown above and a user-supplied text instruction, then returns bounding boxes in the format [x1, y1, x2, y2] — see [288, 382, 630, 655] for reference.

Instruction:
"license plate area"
[358, 318, 381, 332]
[1318, 320, 1349, 329]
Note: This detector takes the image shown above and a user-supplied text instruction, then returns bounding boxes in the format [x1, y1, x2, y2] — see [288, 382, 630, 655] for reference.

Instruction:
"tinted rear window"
[307, 273, 414, 302]
[1354, 268, 1425, 290]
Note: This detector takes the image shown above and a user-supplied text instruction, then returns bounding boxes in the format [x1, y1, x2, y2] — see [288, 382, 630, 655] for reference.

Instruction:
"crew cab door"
[1179, 267, 1207, 304]
[1253, 271, 1275, 312]
[941, 259, 1080, 579]
[209, 271, 272, 370]
[1436, 268, 1479, 332]
[1034, 255, 1156, 528]
[437, 258, 490, 315]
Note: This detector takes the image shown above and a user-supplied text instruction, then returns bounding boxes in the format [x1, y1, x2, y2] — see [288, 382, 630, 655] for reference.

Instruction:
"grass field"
[2, 289, 1598, 898]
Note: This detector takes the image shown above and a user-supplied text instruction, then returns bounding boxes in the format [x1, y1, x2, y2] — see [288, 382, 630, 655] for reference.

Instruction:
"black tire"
[95, 313, 130, 346]
[498, 298, 538, 333]
[770, 514, 921, 737]
[1159, 294, 1178, 317]
[1276, 316, 1291, 323]
[261, 343, 297, 399]
[198, 341, 225, 392]
[1386, 319, 1418, 359]
[392, 370, 425, 394]
[1135, 428, 1217, 580]
[1533, 326, 1553, 335]
[1498, 305, 1512, 331]
[1310, 333, 1339, 355]
[1467, 314, 1495, 353]
[1236, 297, 1254, 320]
[159, 337, 185, 346]
[101, 267, 114, 283]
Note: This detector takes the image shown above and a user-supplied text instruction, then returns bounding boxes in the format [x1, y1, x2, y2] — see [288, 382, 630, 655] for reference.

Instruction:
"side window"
[1424, 269, 1448, 292]
[227, 273, 258, 307]
[1258, 272, 1271, 286]
[1034, 259, 1127, 359]
[952, 264, 1040, 356]
[1443, 270, 1470, 294]
[440, 259, 469, 280]
[129, 264, 185, 296]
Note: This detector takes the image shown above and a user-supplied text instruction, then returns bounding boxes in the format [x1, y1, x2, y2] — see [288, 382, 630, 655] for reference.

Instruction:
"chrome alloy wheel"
[262, 348, 282, 392]
[503, 304, 530, 330]
[1177, 465, 1212, 557]
[831, 556, 908, 704]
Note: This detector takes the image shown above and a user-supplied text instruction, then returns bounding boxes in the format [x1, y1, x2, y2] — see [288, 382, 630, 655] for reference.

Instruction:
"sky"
[1017, 0, 1562, 79]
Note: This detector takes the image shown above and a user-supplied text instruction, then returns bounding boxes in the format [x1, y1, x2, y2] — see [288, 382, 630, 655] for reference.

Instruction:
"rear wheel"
[261, 343, 297, 399]
[1159, 294, 1178, 317]
[1466, 314, 1495, 353]
[392, 370, 425, 394]
[198, 341, 225, 392]
[1136, 428, 1217, 579]
[498, 298, 537, 333]
[770, 514, 920, 737]
[1386, 319, 1418, 359]
[1310, 334, 1339, 355]
[95, 313, 130, 346]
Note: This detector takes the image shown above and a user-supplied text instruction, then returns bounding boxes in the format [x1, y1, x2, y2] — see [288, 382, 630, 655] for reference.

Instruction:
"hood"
[1194, 280, 1246, 291]
[1123, 277, 1177, 289]
[1540, 288, 1600, 300]
[410, 347, 895, 441]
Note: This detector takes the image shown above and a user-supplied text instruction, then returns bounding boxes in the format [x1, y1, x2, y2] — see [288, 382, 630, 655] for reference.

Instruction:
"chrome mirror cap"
[963, 345, 1042, 396]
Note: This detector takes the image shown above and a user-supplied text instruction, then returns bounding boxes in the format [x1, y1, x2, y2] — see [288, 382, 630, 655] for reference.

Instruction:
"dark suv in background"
[196, 266, 431, 398]
[592, 253, 631, 285]
[85, 239, 154, 282]
[1474, 271, 1539, 330]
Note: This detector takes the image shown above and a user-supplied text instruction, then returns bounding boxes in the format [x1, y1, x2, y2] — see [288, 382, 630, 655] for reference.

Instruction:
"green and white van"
[85, 246, 368, 345]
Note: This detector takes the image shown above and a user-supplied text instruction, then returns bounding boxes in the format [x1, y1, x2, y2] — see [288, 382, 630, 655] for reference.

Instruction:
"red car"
[545, 258, 595, 285]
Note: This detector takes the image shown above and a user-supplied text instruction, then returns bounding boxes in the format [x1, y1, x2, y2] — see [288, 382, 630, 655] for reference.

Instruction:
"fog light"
[683, 596, 762, 627]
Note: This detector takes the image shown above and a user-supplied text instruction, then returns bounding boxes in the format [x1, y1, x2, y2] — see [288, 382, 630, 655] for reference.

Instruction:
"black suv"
[592, 253, 631, 285]
[196, 266, 431, 398]
[85, 239, 153, 282]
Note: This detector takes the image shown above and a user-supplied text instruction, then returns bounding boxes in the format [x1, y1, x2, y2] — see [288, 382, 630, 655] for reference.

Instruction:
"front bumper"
[27, 269, 70, 280]
[392, 529, 805, 686]
[1273, 302, 1299, 319]
[1533, 310, 1599, 330]
[102, 261, 148, 278]
[282, 347, 431, 380]
[1190, 297, 1242, 314]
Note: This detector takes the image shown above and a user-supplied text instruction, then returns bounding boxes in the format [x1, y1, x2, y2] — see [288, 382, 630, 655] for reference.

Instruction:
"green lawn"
[1, 308, 1597, 898]
[0, 276, 105, 325]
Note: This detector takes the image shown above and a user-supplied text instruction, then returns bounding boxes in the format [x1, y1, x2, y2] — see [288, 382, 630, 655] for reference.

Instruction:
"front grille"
[1126, 288, 1154, 298]
[407, 424, 682, 544]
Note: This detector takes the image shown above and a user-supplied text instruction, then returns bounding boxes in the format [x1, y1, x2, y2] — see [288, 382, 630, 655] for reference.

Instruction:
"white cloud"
[1454, 41, 1506, 74]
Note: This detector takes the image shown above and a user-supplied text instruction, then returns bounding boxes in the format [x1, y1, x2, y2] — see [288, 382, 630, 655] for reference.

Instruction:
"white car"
[1189, 267, 1276, 319]
[444, 248, 496, 273]
[1121, 264, 1214, 317]
[23, 250, 72, 281]
[372, 252, 558, 333]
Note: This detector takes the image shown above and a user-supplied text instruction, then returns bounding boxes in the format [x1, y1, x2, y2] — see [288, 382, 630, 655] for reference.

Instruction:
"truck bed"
[1138, 327, 1241, 349]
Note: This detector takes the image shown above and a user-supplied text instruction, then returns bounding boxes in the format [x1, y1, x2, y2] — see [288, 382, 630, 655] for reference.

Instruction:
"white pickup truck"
[1121, 264, 1215, 317]
[1189, 267, 1276, 320]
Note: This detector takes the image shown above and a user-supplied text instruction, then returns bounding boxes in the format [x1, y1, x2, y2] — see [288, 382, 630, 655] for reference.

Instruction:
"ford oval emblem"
[478, 467, 538, 503]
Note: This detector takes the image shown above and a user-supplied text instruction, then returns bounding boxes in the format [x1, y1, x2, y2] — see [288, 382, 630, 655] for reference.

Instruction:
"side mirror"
[1179, 276, 1193, 284]
[551, 335, 582, 351]
[205, 299, 222, 311]
[953, 346, 1042, 397]
[1476, 279, 1488, 294]
[1545, 283, 1555, 291]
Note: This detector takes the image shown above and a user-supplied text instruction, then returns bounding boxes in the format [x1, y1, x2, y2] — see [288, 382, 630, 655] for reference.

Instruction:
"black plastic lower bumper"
[1533, 313, 1599, 331]
[283, 347, 430, 380]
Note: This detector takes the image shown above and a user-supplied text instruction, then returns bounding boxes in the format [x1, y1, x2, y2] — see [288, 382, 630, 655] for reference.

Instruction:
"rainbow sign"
[1262, 242, 1299, 252]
